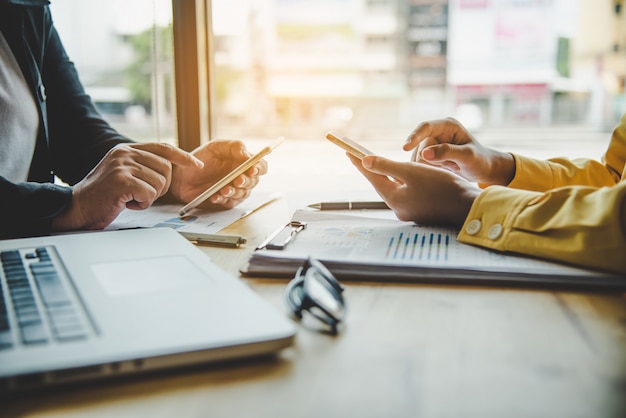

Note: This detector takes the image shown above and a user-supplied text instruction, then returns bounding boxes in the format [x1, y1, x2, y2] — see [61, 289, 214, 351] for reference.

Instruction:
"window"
[50, 0, 625, 161]
[209, 0, 625, 161]
[50, 0, 177, 145]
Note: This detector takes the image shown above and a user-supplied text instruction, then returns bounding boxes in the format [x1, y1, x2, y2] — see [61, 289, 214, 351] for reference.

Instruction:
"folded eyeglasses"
[284, 257, 346, 334]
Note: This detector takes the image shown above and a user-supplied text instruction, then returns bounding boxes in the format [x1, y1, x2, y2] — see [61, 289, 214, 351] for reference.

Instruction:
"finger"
[422, 143, 472, 167]
[403, 119, 445, 150]
[222, 182, 251, 201]
[248, 159, 267, 176]
[232, 173, 260, 189]
[129, 166, 170, 198]
[123, 178, 161, 210]
[201, 139, 249, 160]
[206, 185, 249, 207]
[211, 191, 249, 210]
[131, 142, 204, 168]
[403, 118, 461, 151]
[209, 194, 225, 205]
[106, 146, 172, 196]
[414, 137, 440, 162]
[233, 174, 248, 188]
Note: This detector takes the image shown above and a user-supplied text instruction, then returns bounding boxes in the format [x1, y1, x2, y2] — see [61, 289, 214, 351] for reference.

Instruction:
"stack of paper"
[241, 210, 625, 290]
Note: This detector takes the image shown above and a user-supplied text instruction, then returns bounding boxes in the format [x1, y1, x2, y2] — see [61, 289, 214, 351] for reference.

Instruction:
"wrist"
[50, 188, 84, 232]
[490, 151, 515, 186]
[452, 184, 481, 227]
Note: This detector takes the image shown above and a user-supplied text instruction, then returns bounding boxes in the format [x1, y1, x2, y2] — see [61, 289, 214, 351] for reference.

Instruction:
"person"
[0, 0, 267, 239]
[349, 116, 626, 275]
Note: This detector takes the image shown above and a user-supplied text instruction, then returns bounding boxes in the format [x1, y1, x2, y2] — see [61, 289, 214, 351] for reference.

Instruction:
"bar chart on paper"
[385, 231, 451, 262]
[320, 224, 452, 262]
[315, 224, 461, 267]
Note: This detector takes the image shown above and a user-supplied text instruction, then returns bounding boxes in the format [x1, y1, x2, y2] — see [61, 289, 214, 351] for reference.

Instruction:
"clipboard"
[241, 210, 626, 290]
[256, 221, 307, 250]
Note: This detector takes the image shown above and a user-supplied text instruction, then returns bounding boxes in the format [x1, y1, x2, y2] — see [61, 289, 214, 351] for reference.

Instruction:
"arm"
[458, 181, 626, 275]
[0, 6, 202, 237]
[405, 116, 625, 191]
[508, 117, 625, 191]
[0, 177, 72, 239]
[38, 8, 267, 213]
[0, 4, 131, 238]
[351, 154, 626, 275]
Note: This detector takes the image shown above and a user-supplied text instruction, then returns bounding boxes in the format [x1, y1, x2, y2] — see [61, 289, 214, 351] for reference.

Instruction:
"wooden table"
[5, 138, 626, 418]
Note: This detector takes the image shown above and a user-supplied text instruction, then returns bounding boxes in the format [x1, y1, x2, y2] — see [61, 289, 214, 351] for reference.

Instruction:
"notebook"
[241, 210, 625, 290]
[0, 228, 295, 393]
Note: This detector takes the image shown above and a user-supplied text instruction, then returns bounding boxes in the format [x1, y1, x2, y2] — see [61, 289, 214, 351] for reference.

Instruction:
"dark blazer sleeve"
[0, 177, 72, 239]
[0, 3, 132, 239]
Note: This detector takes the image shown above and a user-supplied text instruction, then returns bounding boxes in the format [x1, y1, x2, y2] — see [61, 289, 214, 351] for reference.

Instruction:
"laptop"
[0, 227, 295, 393]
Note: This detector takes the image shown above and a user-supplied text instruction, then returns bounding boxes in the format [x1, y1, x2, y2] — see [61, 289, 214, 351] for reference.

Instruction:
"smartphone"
[325, 130, 374, 160]
[178, 137, 284, 216]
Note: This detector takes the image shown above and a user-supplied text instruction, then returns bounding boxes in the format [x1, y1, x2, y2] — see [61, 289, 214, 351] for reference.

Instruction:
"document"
[105, 192, 280, 234]
[241, 210, 625, 289]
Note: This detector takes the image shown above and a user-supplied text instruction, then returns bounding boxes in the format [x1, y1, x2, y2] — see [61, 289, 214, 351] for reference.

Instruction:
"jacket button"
[466, 219, 482, 235]
[38, 84, 46, 102]
[488, 224, 503, 240]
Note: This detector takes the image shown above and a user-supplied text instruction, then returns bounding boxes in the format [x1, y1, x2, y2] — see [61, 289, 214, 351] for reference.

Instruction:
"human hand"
[169, 140, 268, 210]
[349, 153, 481, 227]
[404, 117, 515, 186]
[51, 143, 203, 232]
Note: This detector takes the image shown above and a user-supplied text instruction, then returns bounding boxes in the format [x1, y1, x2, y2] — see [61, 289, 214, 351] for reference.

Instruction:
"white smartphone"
[178, 137, 284, 216]
[325, 130, 374, 160]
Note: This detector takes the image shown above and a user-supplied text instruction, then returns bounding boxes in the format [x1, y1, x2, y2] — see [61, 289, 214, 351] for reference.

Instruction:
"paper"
[243, 210, 624, 288]
[105, 192, 281, 234]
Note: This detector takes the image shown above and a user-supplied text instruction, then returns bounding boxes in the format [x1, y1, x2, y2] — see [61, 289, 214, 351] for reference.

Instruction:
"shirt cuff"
[507, 154, 555, 191]
[458, 186, 541, 251]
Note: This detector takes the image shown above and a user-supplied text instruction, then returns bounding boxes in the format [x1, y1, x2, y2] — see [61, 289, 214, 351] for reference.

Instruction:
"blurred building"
[213, 0, 410, 139]
[447, 0, 625, 129]
[51, 0, 625, 138]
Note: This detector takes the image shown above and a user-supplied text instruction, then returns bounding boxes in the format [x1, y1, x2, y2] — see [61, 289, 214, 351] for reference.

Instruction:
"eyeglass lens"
[305, 269, 344, 318]
[285, 258, 346, 332]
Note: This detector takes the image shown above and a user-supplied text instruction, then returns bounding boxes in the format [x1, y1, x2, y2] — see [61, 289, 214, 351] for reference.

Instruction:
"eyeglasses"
[284, 257, 346, 334]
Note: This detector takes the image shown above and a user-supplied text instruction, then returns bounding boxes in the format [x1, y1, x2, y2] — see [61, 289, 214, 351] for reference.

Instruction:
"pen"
[307, 201, 390, 210]
[178, 232, 247, 248]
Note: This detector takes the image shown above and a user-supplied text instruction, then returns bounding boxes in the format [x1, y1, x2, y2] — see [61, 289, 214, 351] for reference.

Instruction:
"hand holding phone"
[178, 138, 284, 216]
[325, 130, 374, 160]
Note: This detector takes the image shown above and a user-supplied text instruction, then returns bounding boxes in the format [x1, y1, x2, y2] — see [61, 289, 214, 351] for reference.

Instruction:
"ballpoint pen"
[307, 201, 390, 210]
[178, 232, 247, 248]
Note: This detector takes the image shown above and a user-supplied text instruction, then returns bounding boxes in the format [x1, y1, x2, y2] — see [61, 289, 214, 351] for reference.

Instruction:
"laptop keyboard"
[0, 246, 88, 349]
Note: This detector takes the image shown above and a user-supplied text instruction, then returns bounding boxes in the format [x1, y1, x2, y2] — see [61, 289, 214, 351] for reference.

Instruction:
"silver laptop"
[0, 227, 295, 392]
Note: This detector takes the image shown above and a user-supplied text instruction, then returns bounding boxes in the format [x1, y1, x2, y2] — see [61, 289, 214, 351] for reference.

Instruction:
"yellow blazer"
[458, 115, 626, 275]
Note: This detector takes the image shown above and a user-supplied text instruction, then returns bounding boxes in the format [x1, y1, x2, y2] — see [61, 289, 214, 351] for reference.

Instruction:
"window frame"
[171, 0, 215, 151]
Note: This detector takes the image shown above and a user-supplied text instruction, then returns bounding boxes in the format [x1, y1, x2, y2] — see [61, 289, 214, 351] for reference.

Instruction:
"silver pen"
[178, 232, 247, 248]
[307, 201, 390, 210]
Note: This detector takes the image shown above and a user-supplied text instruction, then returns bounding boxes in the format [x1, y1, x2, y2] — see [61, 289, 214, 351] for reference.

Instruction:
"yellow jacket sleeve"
[458, 116, 626, 275]
[508, 115, 626, 191]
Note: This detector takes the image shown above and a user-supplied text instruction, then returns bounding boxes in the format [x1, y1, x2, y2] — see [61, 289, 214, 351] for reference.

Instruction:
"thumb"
[421, 143, 468, 163]
[362, 156, 409, 183]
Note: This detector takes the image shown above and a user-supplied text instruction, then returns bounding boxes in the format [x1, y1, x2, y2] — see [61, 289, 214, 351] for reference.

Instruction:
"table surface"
[5, 138, 626, 418]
